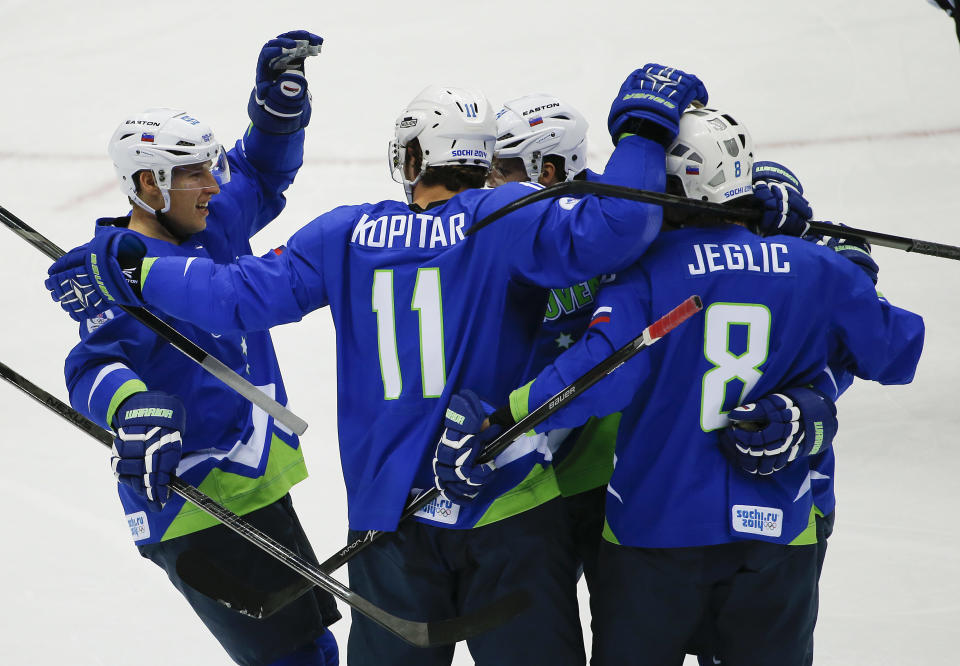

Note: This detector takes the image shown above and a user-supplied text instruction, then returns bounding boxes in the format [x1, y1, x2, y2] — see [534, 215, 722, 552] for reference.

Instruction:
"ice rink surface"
[1, 1, 958, 663]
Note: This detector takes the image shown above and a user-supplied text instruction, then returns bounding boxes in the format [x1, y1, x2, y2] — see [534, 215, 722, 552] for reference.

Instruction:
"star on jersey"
[555, 332, 574, 349]
[240, 336, 248, 356]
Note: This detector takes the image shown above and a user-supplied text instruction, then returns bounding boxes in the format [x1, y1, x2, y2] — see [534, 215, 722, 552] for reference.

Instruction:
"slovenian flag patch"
[141, 134, 155, 143]
[528, 116, 543, 126]
[686, 165, 699, 175]
[589, 306, 612, 328]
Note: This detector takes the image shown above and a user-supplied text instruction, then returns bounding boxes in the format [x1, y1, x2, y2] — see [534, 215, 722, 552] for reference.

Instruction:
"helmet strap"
[525, 151, 542, 183]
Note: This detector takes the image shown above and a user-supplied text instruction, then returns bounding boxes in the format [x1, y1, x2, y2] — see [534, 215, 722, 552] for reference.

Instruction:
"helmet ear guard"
[389, 85, 496, 204]
[665, 107, 754, 205]
[109, 108, 230, 215]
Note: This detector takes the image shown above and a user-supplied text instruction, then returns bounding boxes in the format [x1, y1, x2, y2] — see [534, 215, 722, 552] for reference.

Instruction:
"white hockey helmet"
[388, 85, 496, 203]
[108, 108, 230, 214]
[666, 107, 754, 204]
[493, 93, 588, 183]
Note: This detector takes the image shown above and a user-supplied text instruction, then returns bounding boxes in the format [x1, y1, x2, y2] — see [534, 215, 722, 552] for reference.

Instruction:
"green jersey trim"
[160, 432, 308, 541]
[106, 380, 147, 427]
[601, 517, 621, 545]
[509, 380, 533, 423]
[141, 257, 158, 289]
[473, 463, 560, 528]
[555, 413, 619, 497]
[787, 504, 825, 546]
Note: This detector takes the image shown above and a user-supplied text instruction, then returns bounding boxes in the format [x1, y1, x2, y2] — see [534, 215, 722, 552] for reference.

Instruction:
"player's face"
[165, 162, 220, 235]
[487, 156, 528, 187]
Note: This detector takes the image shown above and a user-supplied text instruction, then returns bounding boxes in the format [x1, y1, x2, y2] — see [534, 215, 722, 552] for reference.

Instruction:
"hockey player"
[442, 106, 924, 665]
[45, 64, 707, 665]
[44, 32, 340, 666]
[487, 93, 612, 597]
[489, 95, 825, 604]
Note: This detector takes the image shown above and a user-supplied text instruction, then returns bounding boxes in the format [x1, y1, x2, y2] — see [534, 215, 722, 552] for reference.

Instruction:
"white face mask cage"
[387, 139, 422, 205]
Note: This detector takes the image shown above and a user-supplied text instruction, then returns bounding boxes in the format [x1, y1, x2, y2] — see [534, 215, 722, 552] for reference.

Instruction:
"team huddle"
[42, 30, 924, 666]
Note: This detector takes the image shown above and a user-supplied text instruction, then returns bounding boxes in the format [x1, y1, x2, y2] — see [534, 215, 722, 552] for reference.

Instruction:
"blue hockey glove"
[827, 229, 879, 285]
[607, 63, 708, 146]
[432, 390, 502, 503]
[248, 30, 323, 134]
[44, 248, 105, 322]
[111, 391, 186, 512]
[752, 161, 813, 238]
[718, 387, 838, 476]
[45, 231, 147, 322]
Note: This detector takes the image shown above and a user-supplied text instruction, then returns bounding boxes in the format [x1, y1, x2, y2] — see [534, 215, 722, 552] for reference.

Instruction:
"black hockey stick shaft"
[184, 293, 703, 619]
[0, 360, 525, 646]
[322, 294, 704, 572]
[466, 181, 757, 236]
[0, 205, 308, 434]
[467, 181, 960, 261]
[806, 220, 960, 261]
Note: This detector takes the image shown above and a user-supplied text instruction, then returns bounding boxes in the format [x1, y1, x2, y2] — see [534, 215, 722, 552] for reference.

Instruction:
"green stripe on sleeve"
[508, 380, 534, 423]
[140, 257, 158, 290]
[106, 379, 148, 427]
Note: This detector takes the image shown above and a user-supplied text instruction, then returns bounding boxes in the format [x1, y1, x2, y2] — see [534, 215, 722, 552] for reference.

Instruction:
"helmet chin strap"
[402, 170, 423, 205]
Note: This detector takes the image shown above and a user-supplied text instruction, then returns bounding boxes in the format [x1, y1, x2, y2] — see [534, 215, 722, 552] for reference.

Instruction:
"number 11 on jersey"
[372, 268, 447, 399]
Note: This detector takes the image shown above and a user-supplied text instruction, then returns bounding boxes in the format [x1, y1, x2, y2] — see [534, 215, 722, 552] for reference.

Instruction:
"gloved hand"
[607, 63, 708, 146]
[827, 230, 879, 285]
[718, 387, 838, 476]
[432, 390, 502, 503]
[44, 254, 105, 321]
[248, 30, 323, 134]
[111, 391, 186, 512]
[45, 231, 147, 321]
[752, 160, 813, 237]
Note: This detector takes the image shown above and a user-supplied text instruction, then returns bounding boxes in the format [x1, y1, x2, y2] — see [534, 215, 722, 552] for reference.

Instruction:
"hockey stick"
[201, 294, 704, 618]
[0, 360, 528, 646]
[467, 181, 960, 261]
[0, 205, 308, 434]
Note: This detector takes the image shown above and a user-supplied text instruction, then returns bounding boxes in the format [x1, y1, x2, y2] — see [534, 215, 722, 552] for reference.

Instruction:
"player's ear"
[538, 162, 558, 187]
[137, 170, 158, 192]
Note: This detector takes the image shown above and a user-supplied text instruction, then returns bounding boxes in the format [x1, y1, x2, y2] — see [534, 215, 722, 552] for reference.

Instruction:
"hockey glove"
[45, 250, 105, 322]
[45, 231, 148, 322]
[248, 30, 323, 134]
[432, 390, 502, 503]
[827, 229, 879, 285]
[111, 391, 186, 512]
[607, 63, 708, 146]
[752, 161, 813, 238]
[718, 387, 838, 476]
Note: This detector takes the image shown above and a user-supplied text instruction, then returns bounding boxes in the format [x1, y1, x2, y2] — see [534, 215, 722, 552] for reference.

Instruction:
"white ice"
[1, 1, 958, 664]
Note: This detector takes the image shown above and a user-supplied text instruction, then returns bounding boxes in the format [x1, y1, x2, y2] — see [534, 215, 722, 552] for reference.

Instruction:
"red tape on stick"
[643, 295, 703, 344]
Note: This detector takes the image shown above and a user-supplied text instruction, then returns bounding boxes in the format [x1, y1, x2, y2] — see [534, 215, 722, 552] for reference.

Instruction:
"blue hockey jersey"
[132, 135, 668, 532]
[65, 125, 309, 544]
[512, 224, 924, 548]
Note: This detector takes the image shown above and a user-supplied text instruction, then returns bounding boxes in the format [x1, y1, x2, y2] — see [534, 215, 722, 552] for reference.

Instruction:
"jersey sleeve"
[65, 310, 151, 429]
[139, 212, 332, 334]
[479, 135, 666, 287]
[212, 124, 305, 250]
[829, 267, 924, 386]
[511, 266, 655, 431]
